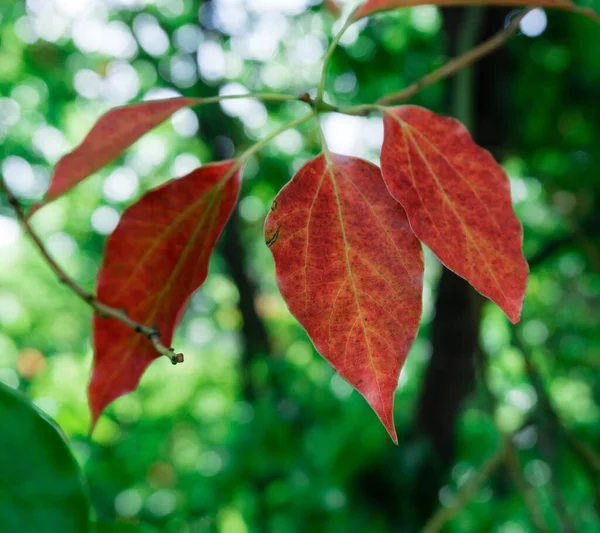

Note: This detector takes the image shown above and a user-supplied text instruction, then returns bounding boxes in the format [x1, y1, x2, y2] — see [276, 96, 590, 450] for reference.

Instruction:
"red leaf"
[323, 0, 343, 18]
[89, 160, 241, 424]
[353, 0, 590, 20]
[31, 98, 197, 215]
[265, 153, 423, 442]
[380, 105, 528, 323]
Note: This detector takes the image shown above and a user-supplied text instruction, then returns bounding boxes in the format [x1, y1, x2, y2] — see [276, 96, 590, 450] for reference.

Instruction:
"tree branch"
[316, 6, 360, 103]
[343, 7, 533, 116]
[1, 113, 313, 366]
[421, 437, 510, 533]
[504, 440, 551, 533]
[512, 330, 600, 520]
[379, 7, 531, 106]
[0, 178, 183, 365]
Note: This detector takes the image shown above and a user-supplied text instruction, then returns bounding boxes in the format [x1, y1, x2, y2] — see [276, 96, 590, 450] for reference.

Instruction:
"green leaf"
[0, 383, 92, 533]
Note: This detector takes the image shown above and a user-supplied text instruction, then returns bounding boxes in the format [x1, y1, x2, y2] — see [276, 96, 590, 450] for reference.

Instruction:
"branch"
[512, 330, 600, 518]
[421, 437, 510, 533]
[343, 7, 533, 115]
[504, 442, 551, 533]
[477, 336, 550, 532]
[1, 112, 314, 365]
[189, 92, 304, 107]
[316, 6, 360, 103]
[0, 178, 183, 365]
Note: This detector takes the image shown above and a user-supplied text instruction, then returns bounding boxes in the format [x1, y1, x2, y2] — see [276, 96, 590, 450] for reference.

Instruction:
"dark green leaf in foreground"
[0, 383, 91, 533]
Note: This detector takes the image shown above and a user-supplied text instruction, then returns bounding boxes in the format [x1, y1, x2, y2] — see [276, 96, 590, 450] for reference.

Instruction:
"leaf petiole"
[316, 6, 360, 104]
[188, 92, 301, 107]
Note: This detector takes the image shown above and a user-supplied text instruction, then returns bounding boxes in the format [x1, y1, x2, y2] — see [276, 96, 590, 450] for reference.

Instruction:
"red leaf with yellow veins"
[89, 160, 241, 424]
[352, 0, 597, 21]
[265, 153, 423, 442]
[31, 98, 198, 215]
[380, 106, 528, 323]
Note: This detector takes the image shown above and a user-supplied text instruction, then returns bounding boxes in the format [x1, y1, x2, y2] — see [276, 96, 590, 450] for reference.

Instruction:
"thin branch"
[188, 92, 303, 107]
[235, 112, 314, 162]
[0, 178, 183, 365]
[379, 7, 531, 106]
[0, 112, 314, 367]
[316, 6, 360, 103]
[342, 7, 533, 116]
[477, 352, 551, 532]
[512, 330, 600, 518]
[504, 443, 551, 533]
[421, 438, 510, 533]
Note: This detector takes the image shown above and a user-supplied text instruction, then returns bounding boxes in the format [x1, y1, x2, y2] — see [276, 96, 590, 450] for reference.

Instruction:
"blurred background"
[1, 0, 599, 531]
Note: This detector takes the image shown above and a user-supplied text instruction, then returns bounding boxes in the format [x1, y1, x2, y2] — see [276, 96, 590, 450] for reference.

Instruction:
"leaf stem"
[189, 92, 302, 107]
[238, 112, 315, 163]
[341, 7, 533, 115]
[316, 6, 359, 104]
[0, 178, 183, 365]
[338, 103, 381, 116]
[452, 7, 485, 131]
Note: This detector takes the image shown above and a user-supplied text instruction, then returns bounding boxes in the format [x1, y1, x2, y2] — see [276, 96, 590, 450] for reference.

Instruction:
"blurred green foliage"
[0, 1, 599, 532]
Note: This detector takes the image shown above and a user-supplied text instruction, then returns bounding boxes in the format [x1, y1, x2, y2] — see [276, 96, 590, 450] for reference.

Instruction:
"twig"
[0, 112, 314, 366]
[477, 347, 550, 532]
[512, 330, 600, 519]
[379, 7, 532, 106]
[342, 7, 533, 115]
[316, 6, 360, 103]
[421, 438, 510, 533]
[0, 178, 184, 365]
[504, 443, 551, 533]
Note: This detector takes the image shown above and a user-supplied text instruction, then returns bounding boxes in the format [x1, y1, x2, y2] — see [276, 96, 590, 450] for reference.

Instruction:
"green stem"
[214, 112, 315, 187]
[452, 7, 484, 131]
[189, 92, 302, 108]
[338, 103, 381, 116]
[316, 7, 359, 103]
[237, 112, 315, 163]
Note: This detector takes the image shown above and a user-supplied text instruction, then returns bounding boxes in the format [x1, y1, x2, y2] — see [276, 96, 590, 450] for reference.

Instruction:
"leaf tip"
[508, 308, 522, 325]
[366, 392, 398, 445]
[381, 414, 398, 445]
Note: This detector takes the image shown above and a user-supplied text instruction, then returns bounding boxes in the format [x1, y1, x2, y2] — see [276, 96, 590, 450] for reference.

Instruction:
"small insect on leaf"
[380, 105, 528, 323]
[265, 153, 424, 443]
[89, 160, 242, 425]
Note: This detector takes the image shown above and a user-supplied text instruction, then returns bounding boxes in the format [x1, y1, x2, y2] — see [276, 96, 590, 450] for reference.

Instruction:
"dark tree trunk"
[412, 7, 513, 523]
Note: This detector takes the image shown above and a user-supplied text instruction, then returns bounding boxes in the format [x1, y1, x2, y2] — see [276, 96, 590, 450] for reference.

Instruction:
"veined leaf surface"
[265, 153, 423, 442]
[31, 98, 198, 214]
[90, 161, 241, 424]
[381, 105, 528, 323]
